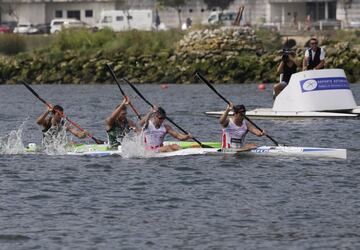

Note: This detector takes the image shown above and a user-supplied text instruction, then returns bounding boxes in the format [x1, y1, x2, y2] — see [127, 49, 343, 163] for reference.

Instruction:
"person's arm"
[66, 126, 88, 139]
[289, 54, 299, 67]
[315, 60, 325, 69]
[105, 97, 129, 131]
[315, 48, 325, 69]
[165, 124, 192, 141]
[302, 50, 309, 70]
[219, 103, 233, 128]
[302, 56, 308, 71]
[139, 108, 155, 127]
[247, 122, 265, 137]
[277, 61, 284, 74]
[127, 118, 140, 133]
[36, 108, 51, 127]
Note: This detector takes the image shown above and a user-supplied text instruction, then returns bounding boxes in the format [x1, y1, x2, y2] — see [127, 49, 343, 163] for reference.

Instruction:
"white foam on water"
[42, 126, 68, 155]
[0, 120, 27, 154]
[121, 132, 153, 158]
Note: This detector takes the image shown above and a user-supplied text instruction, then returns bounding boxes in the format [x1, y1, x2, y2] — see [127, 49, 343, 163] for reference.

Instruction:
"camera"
[282, 54, 289, 62]
[282, 49, 292, 62]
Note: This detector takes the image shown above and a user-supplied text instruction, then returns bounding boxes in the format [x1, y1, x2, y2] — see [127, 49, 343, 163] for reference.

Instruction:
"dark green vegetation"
[0, 28, 359, 84]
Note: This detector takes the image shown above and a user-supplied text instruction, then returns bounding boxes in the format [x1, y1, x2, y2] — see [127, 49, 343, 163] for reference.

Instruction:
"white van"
[96, 10, 153, 32]
[50, 18, 90, 33]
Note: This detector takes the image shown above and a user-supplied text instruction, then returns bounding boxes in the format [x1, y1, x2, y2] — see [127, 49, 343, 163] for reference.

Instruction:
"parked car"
[348, 19, 360, 29]
[13, 23, 39, 34]
[1, 21, 17, 32]
[35, 23, 51, 34]
[50, 18, 94, 33]
[0, 25, 11, 33]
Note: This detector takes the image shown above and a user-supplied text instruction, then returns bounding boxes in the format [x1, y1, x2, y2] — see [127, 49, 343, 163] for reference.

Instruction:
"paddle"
[21, 81, 105, 144]
[124, 78, 212, 148]
[105, 64, 142, 120]
[195, 72, 280, 146]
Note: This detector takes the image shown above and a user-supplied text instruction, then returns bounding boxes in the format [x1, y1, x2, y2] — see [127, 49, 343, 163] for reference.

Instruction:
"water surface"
[0, 84, 359, 249]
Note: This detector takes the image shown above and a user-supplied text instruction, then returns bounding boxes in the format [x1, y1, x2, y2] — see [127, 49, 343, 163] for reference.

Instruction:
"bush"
[0, 34, 26, 55]
[254, 29, 282, 51]
[104, 29, 184, 56]
[52, 27, 116, 51]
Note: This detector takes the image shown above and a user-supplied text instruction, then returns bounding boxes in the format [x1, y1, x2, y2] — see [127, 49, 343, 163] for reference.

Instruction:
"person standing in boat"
[220, 103, 265, 151]
[105, 96, 139, 148]
[302, 37, 325, 70]
[36, 105, 88, 144]
[273, 50, 298, 99]
[140, 107, 193, 152]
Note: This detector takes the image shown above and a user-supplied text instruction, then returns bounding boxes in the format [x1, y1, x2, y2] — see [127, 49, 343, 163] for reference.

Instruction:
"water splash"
[121, 132, 153, 158]
[42, 126, 68, 155]
[0, 120, 26, 154]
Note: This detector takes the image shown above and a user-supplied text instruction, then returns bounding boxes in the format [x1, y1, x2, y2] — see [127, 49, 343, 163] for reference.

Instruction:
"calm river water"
[0, 84, 359, 249]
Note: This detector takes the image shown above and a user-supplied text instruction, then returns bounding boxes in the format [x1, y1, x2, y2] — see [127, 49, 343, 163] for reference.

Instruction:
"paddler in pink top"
[220, 103, 265, 150]
[140, 107, 193, 152]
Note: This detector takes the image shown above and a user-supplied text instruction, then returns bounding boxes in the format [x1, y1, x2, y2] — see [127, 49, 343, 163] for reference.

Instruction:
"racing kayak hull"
[25, 142, 346, 159]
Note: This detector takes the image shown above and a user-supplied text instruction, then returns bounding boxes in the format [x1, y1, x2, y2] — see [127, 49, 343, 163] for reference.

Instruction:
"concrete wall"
[269, 3, 306, 24]
[44, 2, 114, 25]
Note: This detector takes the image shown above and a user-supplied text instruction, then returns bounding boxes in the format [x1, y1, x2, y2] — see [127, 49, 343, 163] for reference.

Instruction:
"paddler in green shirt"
[105, 96, 139, 148]
[36, 104, 88, 144]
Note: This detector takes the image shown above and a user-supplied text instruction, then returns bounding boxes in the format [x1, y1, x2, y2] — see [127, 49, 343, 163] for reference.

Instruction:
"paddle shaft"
[21, 81, 104, 144]
[125, 79, 206, 147]
[105, 64, 141, 120]
[195, 72, 279, 146]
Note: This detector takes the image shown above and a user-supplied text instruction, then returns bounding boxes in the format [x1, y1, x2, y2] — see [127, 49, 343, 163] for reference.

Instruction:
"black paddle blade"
[124, 78, 154, 108]
[105, 64, 126, 96]
[21, 80, 49, 106]
[195, 72, 230, 105]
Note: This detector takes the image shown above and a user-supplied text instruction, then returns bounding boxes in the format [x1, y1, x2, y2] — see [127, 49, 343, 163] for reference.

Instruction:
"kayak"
[25, 142, 346, 159]
[215, 146, 347, 159]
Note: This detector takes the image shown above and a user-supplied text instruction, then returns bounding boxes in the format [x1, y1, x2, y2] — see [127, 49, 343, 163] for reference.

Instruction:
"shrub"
[0, 34, 26, 55]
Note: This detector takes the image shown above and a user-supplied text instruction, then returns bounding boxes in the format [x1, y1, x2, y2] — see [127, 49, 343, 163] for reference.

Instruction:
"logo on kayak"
[300, 77, 349, 93]
[302, 79, 318, 91]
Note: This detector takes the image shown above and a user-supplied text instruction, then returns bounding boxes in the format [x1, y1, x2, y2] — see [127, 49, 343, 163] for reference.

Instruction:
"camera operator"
[273, 50, 298, 99]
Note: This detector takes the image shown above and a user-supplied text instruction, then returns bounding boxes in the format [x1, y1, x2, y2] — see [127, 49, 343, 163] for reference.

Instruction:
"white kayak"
[25, 142, 346, 159]
[214, 146, 347, 159]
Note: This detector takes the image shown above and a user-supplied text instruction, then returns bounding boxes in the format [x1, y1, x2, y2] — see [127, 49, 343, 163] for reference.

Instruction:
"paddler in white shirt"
[220, 103, 265, 151]
[140, 107, 193, 152]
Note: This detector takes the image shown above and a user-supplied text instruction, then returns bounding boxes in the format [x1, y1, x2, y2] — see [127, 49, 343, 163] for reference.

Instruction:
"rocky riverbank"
[0, 27, 359, 84]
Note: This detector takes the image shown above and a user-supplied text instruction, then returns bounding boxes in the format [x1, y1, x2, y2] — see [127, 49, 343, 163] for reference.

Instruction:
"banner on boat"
[300, 77, 349, 93]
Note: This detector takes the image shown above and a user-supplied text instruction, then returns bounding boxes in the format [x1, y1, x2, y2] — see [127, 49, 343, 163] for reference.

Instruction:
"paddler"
[36, 105, 88, 144]
[105, 96, 139, 148]
[140, 107, 193, 152]
[220, 103, 265, 150]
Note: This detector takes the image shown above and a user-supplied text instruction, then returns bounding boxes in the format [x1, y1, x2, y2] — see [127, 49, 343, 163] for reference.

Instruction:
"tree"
[0, 3, 20, 22]
[204, 0, 235, 11]
[156, 0, 187, 28]
[114, 0, 133, 30]
[340, 0, 352, 26]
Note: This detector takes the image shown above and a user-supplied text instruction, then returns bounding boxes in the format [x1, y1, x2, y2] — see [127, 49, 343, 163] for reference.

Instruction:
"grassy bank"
[0, 28, 359, 84]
